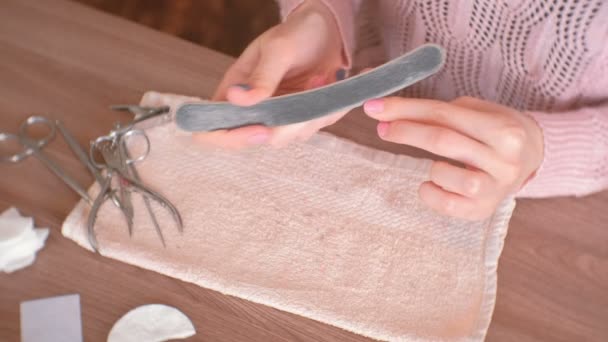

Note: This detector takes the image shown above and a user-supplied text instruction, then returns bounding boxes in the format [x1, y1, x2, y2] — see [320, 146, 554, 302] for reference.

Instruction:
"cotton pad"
[0, 207, 49, 273]
[107, 304, 196, 342]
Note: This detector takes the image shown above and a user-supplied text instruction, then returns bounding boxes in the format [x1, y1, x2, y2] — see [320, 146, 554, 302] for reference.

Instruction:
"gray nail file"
[175, 44, 445, 132]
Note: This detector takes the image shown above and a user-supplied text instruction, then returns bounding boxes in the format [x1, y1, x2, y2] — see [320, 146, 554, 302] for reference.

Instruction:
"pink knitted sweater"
[278, 0, 608, 199]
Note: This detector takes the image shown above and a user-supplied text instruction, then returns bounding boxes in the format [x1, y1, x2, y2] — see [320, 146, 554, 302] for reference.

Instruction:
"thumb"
[358, 67, 373, 75]
[226, 48, 292, 106]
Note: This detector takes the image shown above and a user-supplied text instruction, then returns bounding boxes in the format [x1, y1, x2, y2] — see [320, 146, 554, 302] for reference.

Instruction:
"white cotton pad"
[107, 304, 196, 342]
[2, 206, 22, 218]
[0, 206, 33, 246]
[0, 229, 38, 261]
[0, 228, 48, 272]
[5, 254, 36, 273]
[0, 207, 49, 273]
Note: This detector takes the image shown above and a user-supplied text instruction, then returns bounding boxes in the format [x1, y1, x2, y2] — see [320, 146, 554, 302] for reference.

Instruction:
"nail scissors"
[0, 115, 134, 227]
[87, 120, 182, 251]
[1, 116, 95, 203]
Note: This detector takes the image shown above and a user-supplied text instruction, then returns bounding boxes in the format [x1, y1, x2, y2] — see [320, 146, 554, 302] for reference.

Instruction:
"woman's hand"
[195, 0, 348, 149]
[363, 96, 544, 220]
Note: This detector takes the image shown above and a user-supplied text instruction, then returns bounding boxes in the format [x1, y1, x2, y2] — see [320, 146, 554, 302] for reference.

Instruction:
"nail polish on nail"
[364, 99, 384, 114]
[335, 69, 346, 81]
[234, 83, 251, 91]
[247, 133, 269, 145]
[377, 122, 390, 138]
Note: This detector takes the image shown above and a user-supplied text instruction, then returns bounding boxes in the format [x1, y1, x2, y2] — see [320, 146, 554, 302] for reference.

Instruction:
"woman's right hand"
[194, 0, 349, 149]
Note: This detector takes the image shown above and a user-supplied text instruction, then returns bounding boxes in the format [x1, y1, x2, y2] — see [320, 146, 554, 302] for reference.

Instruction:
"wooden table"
[1, 1, 607, 341]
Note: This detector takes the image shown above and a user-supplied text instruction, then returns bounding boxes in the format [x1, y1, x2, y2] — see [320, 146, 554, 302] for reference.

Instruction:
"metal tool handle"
[89, 135, 117, 169]
[120, 129, 150, 165]
[109, 105, 171, 132]
[27, 140, 92, 203]
[18, 116, 57, 149]
[56, 120, 101, 181]
[0, 116, 56, 163]
[0, 133, 30, 163]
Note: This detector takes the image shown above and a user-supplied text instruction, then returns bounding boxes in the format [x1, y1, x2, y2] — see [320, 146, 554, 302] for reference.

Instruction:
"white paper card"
[20, 294, 83, 342]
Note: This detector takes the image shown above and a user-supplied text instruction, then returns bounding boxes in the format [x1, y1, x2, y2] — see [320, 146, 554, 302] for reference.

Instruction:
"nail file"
[175, 43, 445, 132]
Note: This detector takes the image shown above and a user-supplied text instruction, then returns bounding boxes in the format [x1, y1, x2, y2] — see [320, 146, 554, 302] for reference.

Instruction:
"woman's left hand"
[363, 96, 544, 220]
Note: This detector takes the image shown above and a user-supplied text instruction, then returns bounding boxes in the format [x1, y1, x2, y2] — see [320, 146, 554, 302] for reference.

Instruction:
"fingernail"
[233, 83, 251, 91]
[247, 133, 269, 145]
[335, 68, 346, 81]
[364, 98, 384, 114]
[377, 122, 390, 138]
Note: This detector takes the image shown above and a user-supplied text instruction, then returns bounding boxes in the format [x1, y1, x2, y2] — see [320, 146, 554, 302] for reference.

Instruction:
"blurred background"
[75, 0, 280, 57]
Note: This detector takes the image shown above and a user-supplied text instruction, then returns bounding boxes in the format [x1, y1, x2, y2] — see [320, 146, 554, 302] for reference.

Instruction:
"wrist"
[290, 0, 347, 67]
[294, 0, 334, 19]
[525, 111, 544, 166]
[516, 113, 545, 192]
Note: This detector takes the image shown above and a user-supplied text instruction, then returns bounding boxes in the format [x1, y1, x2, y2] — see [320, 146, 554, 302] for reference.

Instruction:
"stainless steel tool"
[87, 123, 183, 251]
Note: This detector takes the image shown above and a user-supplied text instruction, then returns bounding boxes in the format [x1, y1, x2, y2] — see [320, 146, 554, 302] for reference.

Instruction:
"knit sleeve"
[517, 37, 608, 199]
[275, 0, 358, 68]
[517, 106, 608, 198]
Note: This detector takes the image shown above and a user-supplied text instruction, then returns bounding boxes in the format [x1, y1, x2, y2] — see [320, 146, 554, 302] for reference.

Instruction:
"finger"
[212, 40, 261, 101]
[301, 66, 346, 92]
[226, 41, 294, 106]
[449, 97, 529, 160]
[299, 109, 349, 141]
[377, 120, 504, 175]
[429, 160, 494, 198]
[140, 91, 201, 109]
[357, 67, 373, 75]
[418, 182, 492, 221]
[306, 74, 329, 89]
[140, 91, 167, 107]
[451, 95, 510, 113]
[192, 125, 271, 150]
[267, 123, 306, 148]
[319, 108, 349, 127]
[363, 97, 511, 148]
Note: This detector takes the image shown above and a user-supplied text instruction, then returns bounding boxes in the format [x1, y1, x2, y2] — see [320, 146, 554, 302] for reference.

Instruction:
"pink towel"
[62, 92, 515, 341]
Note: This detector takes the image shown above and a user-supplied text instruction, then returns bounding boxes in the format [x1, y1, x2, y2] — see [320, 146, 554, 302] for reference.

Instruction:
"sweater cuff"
[517, 109, 608, 198]
[277, 0, 356, 69]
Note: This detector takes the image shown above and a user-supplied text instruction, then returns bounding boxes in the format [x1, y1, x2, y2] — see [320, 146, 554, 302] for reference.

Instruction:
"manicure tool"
[87, 122, 182, 251]
[120, 142, 165, 247]
[0, 116, 94, 203]
[0, 116, 134, 228]
[175, 43, 445, 131]
[108, 105, 173, 246]
[110, 44, 445, 133]
[56, 120, 134, 229]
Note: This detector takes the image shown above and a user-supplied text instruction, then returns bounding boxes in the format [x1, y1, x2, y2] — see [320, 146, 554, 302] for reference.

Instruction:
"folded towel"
[62, 92, 515, 341]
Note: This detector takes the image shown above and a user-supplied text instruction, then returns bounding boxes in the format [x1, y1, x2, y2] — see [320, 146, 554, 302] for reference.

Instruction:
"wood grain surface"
[75, 0, 279, 57]
[0, 1, 607, 341]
